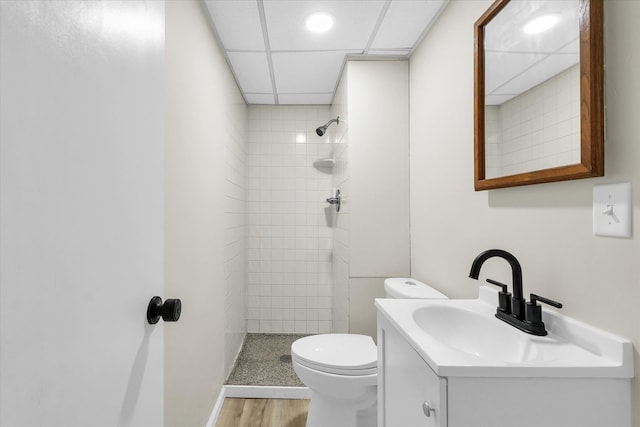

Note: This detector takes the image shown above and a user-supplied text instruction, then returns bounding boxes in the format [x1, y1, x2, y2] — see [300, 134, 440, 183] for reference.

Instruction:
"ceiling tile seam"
[367, 48, 411, 52]
[226, 49, 267, 54]
[257, 0, 279, 104]
[276, 92, 334, 95]
[407, 0, 450, 57]
[486, 49, 579, 55]
[363, 0, 392, 55]
[487, 37, 579, 96]
[226, 49, 362, 55]
[199, 0, 249, 105]
[269, 49, 365, 54]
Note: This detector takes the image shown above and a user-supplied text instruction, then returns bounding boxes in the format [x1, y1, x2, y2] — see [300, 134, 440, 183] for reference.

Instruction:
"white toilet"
[291, 278, 447, 427]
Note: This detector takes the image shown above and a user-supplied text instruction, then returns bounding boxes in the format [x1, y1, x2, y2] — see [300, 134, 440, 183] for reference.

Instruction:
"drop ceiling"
[484, 0, 580, 106]
[203, 0, 449, 105]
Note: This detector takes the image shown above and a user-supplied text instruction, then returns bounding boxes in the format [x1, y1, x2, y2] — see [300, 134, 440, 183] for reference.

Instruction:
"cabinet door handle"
[422, 401, 435, 417]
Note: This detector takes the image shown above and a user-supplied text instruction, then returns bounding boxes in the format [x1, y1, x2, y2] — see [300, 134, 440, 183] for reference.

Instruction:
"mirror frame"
[474, 0, 604, 191]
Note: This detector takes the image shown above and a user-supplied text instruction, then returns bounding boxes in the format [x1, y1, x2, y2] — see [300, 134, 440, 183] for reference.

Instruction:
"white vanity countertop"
[376, 286, 634, 378]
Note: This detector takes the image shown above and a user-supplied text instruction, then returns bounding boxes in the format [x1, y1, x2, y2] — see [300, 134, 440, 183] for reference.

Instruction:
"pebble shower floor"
[226, 334, 309, 386]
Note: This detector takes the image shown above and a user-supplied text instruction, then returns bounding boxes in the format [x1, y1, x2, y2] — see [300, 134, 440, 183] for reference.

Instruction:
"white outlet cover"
[593, 182, 632, 238]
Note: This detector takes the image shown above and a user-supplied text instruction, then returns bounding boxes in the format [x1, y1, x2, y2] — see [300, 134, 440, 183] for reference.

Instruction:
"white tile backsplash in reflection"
[486, 64, 580, 178]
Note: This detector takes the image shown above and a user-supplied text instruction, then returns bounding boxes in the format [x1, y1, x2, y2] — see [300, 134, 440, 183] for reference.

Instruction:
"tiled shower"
[246, 105, 335, 334]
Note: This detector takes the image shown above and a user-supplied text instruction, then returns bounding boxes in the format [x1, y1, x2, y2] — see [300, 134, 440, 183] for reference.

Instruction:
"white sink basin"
[412, 304, 530, 363]
[376, 286, 634, 378]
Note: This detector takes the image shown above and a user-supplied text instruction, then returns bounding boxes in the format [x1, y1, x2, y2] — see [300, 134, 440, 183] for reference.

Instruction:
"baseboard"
[206, 385, 311, 427]
[205, 386, 228, 427]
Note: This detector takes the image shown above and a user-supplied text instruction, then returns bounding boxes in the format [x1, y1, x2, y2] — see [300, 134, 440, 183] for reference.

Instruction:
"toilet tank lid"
[384, 278, 448, 299]
[291, 334, 377, 371]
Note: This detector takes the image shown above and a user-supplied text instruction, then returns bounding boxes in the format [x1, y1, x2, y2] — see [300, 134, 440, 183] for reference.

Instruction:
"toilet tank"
[384, 278, 448, 299]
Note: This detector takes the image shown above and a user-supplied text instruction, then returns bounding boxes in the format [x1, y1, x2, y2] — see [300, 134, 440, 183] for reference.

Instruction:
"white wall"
[165, 1, 246, 425]
[331, 61, 411, 339]
[331, 73, 350, 333]
[246, 105, 333, 334]
[409, 1, 640, 425]
[348, 61, 411, 279]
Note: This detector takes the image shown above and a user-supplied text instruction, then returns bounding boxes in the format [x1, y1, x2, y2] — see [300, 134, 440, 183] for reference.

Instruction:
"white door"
[1, 2, 165, 426]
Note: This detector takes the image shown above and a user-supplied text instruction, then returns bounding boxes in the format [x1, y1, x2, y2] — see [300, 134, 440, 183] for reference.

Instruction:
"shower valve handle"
[326, 189, 341, 212]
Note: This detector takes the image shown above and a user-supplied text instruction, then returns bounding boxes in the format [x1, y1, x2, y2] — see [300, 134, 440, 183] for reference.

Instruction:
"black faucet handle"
[525, 294, 563, 335]
[485, 278, 508, 293]
[530, 294, 563, 309]
[486, 278, 512, 314]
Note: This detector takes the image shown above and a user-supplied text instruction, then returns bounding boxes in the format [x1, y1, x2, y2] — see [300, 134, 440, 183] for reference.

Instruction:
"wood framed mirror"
[474, 0, 603, 191]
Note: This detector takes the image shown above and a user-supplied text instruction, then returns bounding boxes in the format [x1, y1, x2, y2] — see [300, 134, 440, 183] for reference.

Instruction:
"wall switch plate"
[593, 182, 632, 238]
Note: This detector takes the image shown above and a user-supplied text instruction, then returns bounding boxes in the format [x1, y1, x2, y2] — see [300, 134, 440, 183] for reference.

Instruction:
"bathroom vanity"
[376, 287, 633, 427]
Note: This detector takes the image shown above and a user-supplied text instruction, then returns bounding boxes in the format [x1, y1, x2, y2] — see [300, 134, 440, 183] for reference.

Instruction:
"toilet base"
[305, 387, 377, 427]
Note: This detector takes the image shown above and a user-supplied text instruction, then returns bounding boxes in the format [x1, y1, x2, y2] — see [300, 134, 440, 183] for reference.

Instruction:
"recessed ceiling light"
[305, 12, 334, 33]
[523, 15, 559, 34]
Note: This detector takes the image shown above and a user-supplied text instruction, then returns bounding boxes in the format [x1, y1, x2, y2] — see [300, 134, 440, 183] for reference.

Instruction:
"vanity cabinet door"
[379, 316, 447, 427]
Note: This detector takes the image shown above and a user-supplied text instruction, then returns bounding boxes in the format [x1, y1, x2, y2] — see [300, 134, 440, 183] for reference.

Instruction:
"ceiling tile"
[485, 51, 548, 94]
[485, 0, 579, 54]
[492, 54, 579, 97]
[204, 0, 452, 104]
[366, 49, 411, 56]
[370, 0, 447, 50]
[272, 51, 355, 94]
[204, 0, 265, 51]
[227, 52, 273, 93]
[245, 93, 276, 104]
[485, 94, 515, 106]
[264, 0, 385, 51]
[558, 38, 579, 54]
[278, 93, 334, 105]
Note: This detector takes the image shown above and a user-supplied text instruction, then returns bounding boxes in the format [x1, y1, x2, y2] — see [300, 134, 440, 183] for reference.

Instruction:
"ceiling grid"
[203, 0, 449, 105]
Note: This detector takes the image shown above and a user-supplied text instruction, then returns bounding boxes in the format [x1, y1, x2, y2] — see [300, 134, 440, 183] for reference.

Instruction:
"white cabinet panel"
[379, 315, 447, 427]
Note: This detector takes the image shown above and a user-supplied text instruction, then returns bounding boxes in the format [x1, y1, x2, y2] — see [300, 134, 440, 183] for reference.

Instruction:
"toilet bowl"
[291, 278, 447, 427]
[292, 334, 377, 427]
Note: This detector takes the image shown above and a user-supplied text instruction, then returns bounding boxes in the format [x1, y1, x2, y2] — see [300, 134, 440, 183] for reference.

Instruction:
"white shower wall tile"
[246, 105, 334, 333]
[224, 90, 248, 377]
[486, 65, 580, 178]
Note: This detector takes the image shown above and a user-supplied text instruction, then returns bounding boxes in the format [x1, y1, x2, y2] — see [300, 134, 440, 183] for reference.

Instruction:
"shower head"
[315, 116, 339, 136]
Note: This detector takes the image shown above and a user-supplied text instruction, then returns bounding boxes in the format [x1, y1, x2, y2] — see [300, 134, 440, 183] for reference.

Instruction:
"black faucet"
[469, 249, 526, 319]
[469, 249, 562, 336]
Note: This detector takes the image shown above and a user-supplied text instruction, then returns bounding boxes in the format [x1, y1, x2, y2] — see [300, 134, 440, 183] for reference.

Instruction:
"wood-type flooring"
[215, 398, 309, 427]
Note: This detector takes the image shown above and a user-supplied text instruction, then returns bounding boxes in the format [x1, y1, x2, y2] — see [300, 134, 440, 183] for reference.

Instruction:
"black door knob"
[147, 296, 182, 324]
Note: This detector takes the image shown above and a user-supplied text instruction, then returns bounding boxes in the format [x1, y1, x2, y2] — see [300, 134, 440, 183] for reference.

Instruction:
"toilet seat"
[291, 334, 377, 376]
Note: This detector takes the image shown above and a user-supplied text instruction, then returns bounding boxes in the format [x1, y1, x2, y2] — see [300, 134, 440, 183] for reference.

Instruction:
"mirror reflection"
[483, 0, 580, 179]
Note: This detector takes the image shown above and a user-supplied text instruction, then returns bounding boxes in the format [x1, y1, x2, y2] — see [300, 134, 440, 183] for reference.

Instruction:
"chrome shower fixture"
[316, 116, 339, 136]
